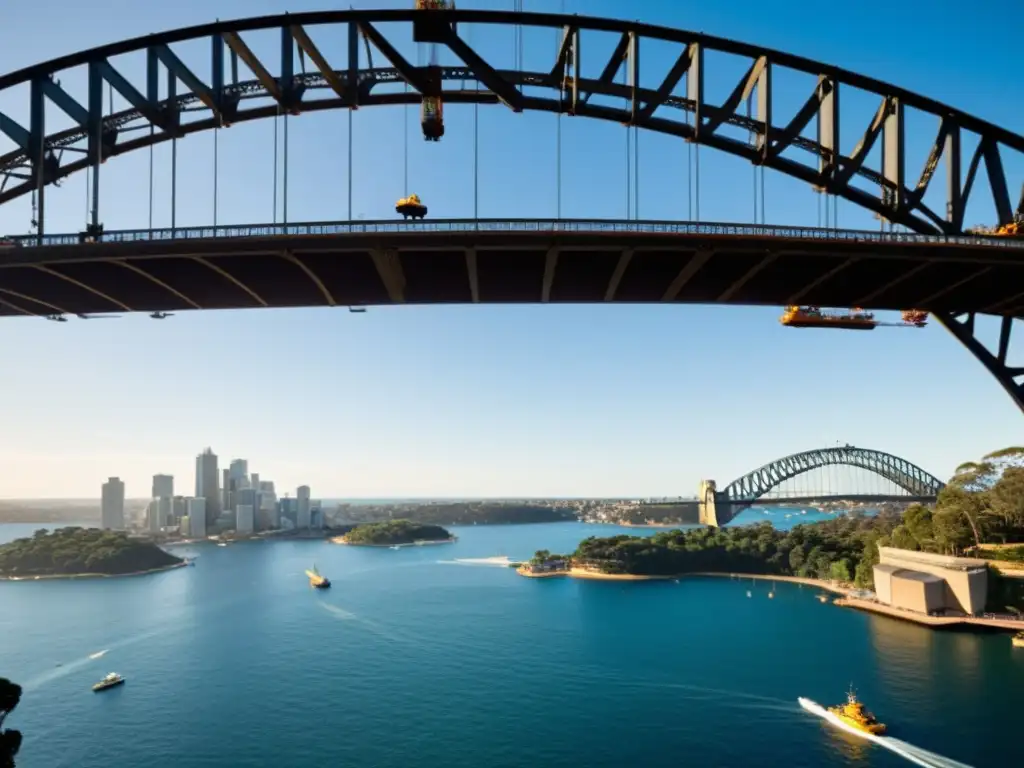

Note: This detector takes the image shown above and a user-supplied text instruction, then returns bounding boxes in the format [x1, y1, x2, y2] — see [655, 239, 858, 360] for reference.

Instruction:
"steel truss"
[0, 8, 1021, 234]
[937, 313, 1024, 411]
[0, 9, 1021, 411]
[721, 446, 946, 503]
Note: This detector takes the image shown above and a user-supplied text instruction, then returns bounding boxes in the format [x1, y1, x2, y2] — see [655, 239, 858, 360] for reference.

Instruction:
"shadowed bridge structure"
[693, 445, 946, 526]
[0, 9, 1022, 408]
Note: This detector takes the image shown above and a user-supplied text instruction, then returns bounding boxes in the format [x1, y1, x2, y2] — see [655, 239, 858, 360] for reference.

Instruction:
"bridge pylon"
[699, 479, 743, 527]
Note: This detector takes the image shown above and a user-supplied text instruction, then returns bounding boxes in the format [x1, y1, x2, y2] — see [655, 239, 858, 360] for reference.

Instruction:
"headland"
[0, 526, 185, 580]
[332, 519, 456, 547]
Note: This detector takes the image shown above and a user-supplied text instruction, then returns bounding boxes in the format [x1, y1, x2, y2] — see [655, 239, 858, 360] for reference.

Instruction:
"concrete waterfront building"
[187, 497, 207, 539]
[872, 547, 989, 616]
[221, 469, 230, 514]
[195, 448, 221, 527]
[296, 486, 311, 529]
[152, 474, 174, 499]
[100, 477, 125, 530]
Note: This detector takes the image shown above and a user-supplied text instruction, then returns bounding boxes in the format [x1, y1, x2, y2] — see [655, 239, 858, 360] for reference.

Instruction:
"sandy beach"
[0, 559, 190, 582]
[687, 571, 853, 595]
[331, 536, 456, 548]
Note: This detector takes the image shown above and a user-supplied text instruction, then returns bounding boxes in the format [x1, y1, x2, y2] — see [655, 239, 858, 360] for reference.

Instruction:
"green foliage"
[0, 678, 21, 768]
[530, 550, 570, 566]
[344, 519, 453, 545]
[0, 527, 182, 577]
[571, 512, 901, 582]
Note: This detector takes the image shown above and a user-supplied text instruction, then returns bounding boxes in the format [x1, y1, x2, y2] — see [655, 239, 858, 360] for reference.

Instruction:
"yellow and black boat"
[1012, 631, 1024, 648]
[306, 564, 331, 589]
[827, 687, 886, 735]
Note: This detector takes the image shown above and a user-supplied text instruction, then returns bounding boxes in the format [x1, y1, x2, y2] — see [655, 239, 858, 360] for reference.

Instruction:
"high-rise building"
[229, 459, 248, 486]
[147, 500, 163, 533]
[196, 448, 221, 527]
[152, 474, 174, 499]
[251, 473, 260, 492]
[101, 477, 125, 530]
[296, 486, 311, 529]
[221, 468, 230, 513]
[236, 504, 255, 534]
[187, 497, 207, 539]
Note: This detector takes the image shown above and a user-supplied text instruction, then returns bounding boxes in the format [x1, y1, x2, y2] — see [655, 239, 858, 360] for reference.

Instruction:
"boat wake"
[88, 649, 109, 659]
[317, 602, 411, 645]
[442, 556, 514, 568]
[798, 698, 973, 768]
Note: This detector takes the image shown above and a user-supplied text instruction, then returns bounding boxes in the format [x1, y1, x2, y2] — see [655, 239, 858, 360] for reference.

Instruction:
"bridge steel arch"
[720, 446, 946, 504]
[0, 9, 1020, 409]
[0, 9, 1021, 233]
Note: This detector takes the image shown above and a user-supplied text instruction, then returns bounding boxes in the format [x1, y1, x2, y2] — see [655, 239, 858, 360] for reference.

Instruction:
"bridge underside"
[1, 225, 1023, 318]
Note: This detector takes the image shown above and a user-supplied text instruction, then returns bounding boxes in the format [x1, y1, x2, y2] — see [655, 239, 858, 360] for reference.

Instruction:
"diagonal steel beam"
[31, 265, 132, 311]
[291, 25, 346, 99]
[358, 22, 431, 93]
[441, 29, 524, 110]
[222, 31, 284, 105]
[636, 46, 691, 120]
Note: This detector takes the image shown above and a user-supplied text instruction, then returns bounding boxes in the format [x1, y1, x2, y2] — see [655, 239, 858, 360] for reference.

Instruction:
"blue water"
[2, 521, 1019, 768]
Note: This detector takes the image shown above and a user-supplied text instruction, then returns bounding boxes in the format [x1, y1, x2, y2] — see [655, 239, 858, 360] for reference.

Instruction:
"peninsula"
[0, 526, 185, 580]
[332, 519, 456, 547]
[520, 444, 1024, 620]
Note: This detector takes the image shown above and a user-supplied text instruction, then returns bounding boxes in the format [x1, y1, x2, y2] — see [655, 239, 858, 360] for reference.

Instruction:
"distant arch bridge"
[698, 445, 945, 526]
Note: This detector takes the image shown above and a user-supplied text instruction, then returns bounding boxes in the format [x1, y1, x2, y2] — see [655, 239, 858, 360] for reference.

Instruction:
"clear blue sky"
[0, 0, 1020, 499]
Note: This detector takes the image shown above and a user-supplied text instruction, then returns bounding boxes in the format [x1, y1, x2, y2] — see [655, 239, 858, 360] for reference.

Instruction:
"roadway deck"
[1, 219, 1022, 318]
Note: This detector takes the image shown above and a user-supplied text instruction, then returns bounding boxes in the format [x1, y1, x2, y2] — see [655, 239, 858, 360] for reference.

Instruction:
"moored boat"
[1012, 631, 1024, 648]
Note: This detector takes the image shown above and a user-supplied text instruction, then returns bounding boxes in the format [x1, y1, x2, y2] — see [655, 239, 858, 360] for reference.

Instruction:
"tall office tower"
[237, 488, 256, 530]
[236, 504, 255, 535]
[147, 500, 163, 533]
[251, 473, 260, 492]
[296, 486, 311, 529]
[101, 477, 125, 530]
[229, 459, 248, 486]
[187, 497, 207, 539]
[221, 469, 230, 512]
[195, 448, 221, 527]
[152, 474, 174, 499]
[172, 496, 186, 522]
[156, 496, 173, 527]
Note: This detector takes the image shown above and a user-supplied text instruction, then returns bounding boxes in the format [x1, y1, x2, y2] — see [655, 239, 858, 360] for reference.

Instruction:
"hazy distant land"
[0, 499, 147, 525]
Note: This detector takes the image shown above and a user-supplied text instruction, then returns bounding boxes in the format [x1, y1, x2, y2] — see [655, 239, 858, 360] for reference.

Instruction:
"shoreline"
[0, 559, 190, 582]
[330, 536, 457, 548]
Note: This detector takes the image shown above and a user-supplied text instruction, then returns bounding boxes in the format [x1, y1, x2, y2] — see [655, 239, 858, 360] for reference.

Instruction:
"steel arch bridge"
[0, 9, 1021, 408]
[720, 445, 946, 504]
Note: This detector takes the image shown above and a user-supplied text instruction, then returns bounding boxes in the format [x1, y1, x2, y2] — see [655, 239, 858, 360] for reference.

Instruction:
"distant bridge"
[694, 445, 945, 526]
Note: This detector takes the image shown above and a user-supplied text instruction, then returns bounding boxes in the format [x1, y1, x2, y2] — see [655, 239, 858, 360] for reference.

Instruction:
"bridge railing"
[6, 218, 1023, 249]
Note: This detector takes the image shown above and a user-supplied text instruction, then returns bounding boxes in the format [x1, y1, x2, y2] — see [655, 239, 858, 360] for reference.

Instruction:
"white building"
[195, 448, 221, 527]
[152, 474, 174, 499]
[187, 497, 207, 539]
[236, 504, 255, 535]
[101, 477, 125, 530]
[296, 485, 311, 529]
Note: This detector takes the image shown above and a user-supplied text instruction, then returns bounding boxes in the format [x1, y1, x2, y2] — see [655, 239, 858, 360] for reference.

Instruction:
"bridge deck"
[1, 220, 1022, 317]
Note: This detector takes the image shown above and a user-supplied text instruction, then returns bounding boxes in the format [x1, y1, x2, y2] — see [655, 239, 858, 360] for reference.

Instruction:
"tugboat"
[827, 686, 886, 735]
[92, 672, 125, 692]
[306, 564, 331, 589]
[1012, 631, 1024, 648]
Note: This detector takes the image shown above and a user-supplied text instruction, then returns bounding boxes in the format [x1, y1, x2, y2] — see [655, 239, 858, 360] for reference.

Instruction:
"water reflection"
[822, 725, 871, 765]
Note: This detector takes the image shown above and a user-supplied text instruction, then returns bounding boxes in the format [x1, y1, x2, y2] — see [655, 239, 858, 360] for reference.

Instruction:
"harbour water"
[2, 520, 1020, 768]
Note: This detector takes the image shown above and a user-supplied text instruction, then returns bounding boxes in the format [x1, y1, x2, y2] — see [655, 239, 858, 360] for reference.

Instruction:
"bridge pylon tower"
[699, 479, 735, 527]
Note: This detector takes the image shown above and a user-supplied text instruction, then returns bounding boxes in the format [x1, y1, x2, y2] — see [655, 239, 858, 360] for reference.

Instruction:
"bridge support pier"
[699, 479, 742, 527]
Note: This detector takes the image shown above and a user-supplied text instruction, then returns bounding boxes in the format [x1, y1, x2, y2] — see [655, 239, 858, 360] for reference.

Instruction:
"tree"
[0, 678, 21, 768]
[934, 485, 986, 549]
[829, 559, 852, 583]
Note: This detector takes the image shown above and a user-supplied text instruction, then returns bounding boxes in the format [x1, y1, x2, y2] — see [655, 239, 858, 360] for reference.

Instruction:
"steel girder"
[720, 446, 946, 503]
[0, 9, 1021, 234]
[936, 313, 1024, 411]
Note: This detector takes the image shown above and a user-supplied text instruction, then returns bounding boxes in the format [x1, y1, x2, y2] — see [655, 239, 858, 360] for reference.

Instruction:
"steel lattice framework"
[721, 446, 946, 503]
[0, 9, 1020, 409]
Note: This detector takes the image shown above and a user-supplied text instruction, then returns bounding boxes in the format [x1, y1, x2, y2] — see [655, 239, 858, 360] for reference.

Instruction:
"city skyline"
[0, 0, 1020, 498]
